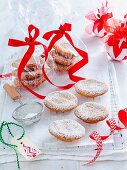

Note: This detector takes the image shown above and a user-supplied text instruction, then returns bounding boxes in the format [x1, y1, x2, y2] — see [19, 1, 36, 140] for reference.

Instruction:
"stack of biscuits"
[48, 41, 78, 72]
[12, 57, 47, 89]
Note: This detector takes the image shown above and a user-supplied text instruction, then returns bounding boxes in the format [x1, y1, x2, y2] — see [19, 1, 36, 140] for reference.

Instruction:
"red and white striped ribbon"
[0, 73, 12, 78]
[85, 109, 127, 166]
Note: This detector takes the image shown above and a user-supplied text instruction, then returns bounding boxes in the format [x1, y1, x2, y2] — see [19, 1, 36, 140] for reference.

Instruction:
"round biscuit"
[49, 119, 85, 142]
[75, 79, 108, 97]
[44, 91, 78, 112]
[74, 102, 109, 123]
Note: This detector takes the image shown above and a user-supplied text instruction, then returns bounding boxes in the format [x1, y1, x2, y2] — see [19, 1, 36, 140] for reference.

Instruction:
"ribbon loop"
[43, 23, 72, 41]
[8, 24, 48, 99]
[42, 22, 88, 89]
[59, 23, 72, 32]
[28, 24, 40, 41]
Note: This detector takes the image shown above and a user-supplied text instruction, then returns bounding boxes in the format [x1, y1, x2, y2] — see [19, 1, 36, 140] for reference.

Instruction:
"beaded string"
[0, 121, 25, 169]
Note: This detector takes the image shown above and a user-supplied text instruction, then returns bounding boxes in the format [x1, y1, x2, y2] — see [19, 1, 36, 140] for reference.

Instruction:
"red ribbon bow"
[42, 23, 89, 89]
[8, 24, 48, 99]
[107, 25, 127, 59]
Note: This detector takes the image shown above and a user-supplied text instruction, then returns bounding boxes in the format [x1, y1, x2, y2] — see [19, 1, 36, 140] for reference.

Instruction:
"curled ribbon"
[8, 24, 48, 99]
[86, 108, 127, 165]
[42, 23, 88, 89]
[0, 121, 25, 169]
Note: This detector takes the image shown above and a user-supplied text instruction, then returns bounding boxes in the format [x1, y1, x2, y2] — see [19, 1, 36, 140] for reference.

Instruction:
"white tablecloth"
[1, 0, 127, 170]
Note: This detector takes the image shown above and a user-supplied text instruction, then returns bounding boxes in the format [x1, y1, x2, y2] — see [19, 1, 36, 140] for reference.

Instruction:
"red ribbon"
[86, 108, 127, 164]
[107, 25, 127, 58]
[42, 23, 88, 89]
[8, 24, 48, 99]
[8, 23, 88, 98]
[0, 66, 12, 78]
[93, 13, 113, 33]
[0, 73, 12, 78]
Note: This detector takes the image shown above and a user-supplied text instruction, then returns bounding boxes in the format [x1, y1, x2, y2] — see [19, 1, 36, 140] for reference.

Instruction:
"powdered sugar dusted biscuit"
[74, 102, 109, 123]
[49, 119, 85, 142]
[75, 79, 108, 97]
[44, 91, 78, 112]
[14, 76, 45, 89]
[53, 42, 75, 59]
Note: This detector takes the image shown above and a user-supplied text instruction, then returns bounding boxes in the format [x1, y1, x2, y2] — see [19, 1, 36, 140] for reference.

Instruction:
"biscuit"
[47, 55, 80, 72]
[47, 58, 73, 72]
[12, 57, 44, 71]
[74, 102, 109, 123]
[75, 79, 108, 97]
[50, 50, 73, 66]
[53, 42, 75, 59]
[49, 119, 85, 142]
[14, 76, 45, 89]
[12, 69, 42, 81]
[44, 91, 78, 112]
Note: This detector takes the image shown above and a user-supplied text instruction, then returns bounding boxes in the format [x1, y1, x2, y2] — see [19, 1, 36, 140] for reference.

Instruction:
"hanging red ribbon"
[8, 24, 48, 99]
[42, 23, 88, 89]
[86, 108, 127, 165]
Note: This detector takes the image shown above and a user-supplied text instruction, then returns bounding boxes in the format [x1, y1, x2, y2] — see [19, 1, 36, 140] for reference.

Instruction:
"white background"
[0, 0, 127, 169]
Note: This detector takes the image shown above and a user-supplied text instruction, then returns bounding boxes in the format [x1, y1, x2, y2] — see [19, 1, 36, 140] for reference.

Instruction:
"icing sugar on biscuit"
[75, 79, 108, 97]
[44, 91, 78, 112]
[49, 119, 85, 142]
[74, 102, 109, 123]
